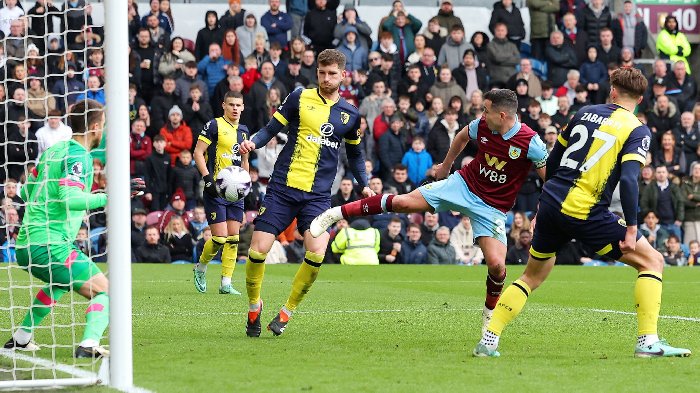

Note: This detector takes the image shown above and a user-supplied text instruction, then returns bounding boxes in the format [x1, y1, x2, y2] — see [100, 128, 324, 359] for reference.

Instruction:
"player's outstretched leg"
[76, 292, 110, 358]
[246, 248, 267, 337]
[268, 250, 324, 336]
[194, 236, 226, 293]
[478, 237, 507, 335]
[220, 235, 242, 295]
[4, 284, 67, 351]
[474, 256, 555, 357]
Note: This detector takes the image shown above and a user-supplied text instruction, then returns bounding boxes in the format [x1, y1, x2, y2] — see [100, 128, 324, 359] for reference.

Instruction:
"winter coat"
[378, 229, 404, 264]
[261, 10, 293, 48]
[175, 75, 209, 106]
[130, 133, 152, 176]
[181, 99, 214, 142]
[382, 14, 423, 60]
[435, 9, 462, 31]
[303, 7, 336, 52]
[612, 13, 648, 56]
[438, 37, 474, 71]
[165, 232, 194, 262]
[197, 55, 231, 97]
[378, 130, 408, 178]
[400, 239, 428, 264]
[74, 89, 105, 106]
[402, 149, 433, 185]
[194, 11, 223, 61]
[681, 178, 700, 222]
[666, 75, 698, 113]
[336, 26, 368, 72]
[248, 78, 288, 131]
[150, 91, 180, 132]
[331, 222, 381, 265]
[427, 239, 457, 264]
[640, 180, 685, 222]
[545, 43, 578, 87]
[144, 150, 171, 194]
[50, 76, 84, 110]
[578, 5, 612, 46]
[489, 1, 526, 42]
[135, 243, 171, 263]
[452, 65, 488, 96]
[579, 60, 607, 85]
[27, 88, 56, 118]
[450, 223, 484, 264]
[236, 22, 269, 58]
[171, 161, 200, 202]
[486, 38, 520, 84]
[648, 101, 680, 136]
[656, 29, 692, 74]
[220, 9, 246, 32]
[160, 122, 194, 165]
[334, 17, 373, 51]
[527, 0, 559, 39]
[427, 119, 458, 164]
[673, 125, 700, 169]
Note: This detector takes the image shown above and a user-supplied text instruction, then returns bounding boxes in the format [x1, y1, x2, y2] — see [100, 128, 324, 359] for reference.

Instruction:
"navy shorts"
[254, 185, 330, 236]
[203, 193, 244, 224]
[530, 201, 642, 261]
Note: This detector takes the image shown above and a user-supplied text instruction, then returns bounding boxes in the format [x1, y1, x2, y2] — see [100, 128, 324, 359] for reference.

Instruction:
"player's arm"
[20, 167, 38, 201]
[345, 118, 372, 196]
[58, 182, 107, 210]
[619, 126, 652, 252]
[194, 121, 220, 198]
[527, 135, 549, 181]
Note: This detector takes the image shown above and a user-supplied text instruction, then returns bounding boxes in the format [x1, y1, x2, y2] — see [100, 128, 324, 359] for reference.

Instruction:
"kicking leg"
[477, 236, 507, 334]
[245, 230, 276, 337]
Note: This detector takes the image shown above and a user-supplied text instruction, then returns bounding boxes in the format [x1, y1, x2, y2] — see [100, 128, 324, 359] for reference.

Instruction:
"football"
[216, 166, 252, 202]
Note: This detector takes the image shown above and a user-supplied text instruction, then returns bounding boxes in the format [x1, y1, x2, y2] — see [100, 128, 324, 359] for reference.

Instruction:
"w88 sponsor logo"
[479, 165, 508, 184]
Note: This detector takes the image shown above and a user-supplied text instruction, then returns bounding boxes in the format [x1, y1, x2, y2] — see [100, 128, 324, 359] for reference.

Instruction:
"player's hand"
[434, 163, 450, 180]
[530, 214, 537, 233]
[202, 174, 220, 198]
[130, 177, 146, 198]
[619, 226, 638, 254]
[361, 186, 375, 198]
[239, 140, 256, 154]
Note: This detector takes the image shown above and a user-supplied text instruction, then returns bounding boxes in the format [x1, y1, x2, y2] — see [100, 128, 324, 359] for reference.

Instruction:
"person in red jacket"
[160, 105, 193, 166]
[130, 119, 153, 176]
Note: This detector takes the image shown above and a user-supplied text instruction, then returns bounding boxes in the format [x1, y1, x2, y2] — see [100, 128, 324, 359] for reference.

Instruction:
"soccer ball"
[216, 166, 252, 202]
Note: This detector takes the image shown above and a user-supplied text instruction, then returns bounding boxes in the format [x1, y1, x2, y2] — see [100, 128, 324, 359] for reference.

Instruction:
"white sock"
[281, 306, 293, 318]
[221, 276, 231, 286]
[13, 329, 32, 345]
[479, 330, 500, 351]
[79, 339, 99, 348]
[249, 300, 261, 312]
[637, 334, 659, 347]
[196, 263, 207, 273]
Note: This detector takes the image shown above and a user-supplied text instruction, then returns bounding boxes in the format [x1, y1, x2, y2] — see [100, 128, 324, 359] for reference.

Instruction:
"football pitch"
[2, 264, 700, 392]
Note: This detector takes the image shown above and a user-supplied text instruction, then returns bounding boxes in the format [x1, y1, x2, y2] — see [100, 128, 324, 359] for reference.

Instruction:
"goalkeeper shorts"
[16, 244, 103, 291]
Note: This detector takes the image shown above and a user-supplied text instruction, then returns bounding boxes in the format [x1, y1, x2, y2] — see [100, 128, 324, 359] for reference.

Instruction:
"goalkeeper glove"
[203, 174, 220, 198]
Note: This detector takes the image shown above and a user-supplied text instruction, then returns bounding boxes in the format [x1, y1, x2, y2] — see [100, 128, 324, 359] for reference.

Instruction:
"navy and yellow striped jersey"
[540, 103, 652, 220]
[198, 117, 249, 178]
[269, 88, 361, 194]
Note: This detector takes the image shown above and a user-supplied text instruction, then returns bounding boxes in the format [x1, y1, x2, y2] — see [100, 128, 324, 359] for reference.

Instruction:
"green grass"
[2, 264, 700, 392]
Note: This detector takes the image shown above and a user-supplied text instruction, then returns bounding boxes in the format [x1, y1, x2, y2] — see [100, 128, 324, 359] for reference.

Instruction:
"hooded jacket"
[578, 3, 612, 46]
[438, 36, 474, 71]
[236, 14, 269, 58]
[333, 7, 373, 50]
[611, 6, 648, 55]
[195, 11, 223, 61]
[336, 26, 368, 71]
[486, 37, 520, 84]
[382, 14, 422, 61]
[489, 1, 526, 42]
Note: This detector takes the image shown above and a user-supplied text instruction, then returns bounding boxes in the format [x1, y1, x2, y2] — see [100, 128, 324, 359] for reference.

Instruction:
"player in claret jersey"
[310, 89, 549, 335]
[474, 68, 691, 358]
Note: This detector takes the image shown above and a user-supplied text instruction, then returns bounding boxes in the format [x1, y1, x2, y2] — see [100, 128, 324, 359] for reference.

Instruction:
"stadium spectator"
[378, 217, 403, 264]
[641, 165, 684, 240]
[331, 219, 380, 265]
[489, 0, 525, 49]
[612, 0, 647, 58]
[158, 188, 190, 233]
[332, 178, 358, 208]
[545, 30, 578, 88]
[382, 11, 422, 66]
[49, 60, 83, 110]
[240, 56, 260, 94]
[194, 11, 223, 61]
[505, 230, 531, 265]
[434, 0, 462, 31]
[182, 85, 213, 142]
[267, 42, 287, 78]
[360, 81, 388, 133]
[250, 34, 270, 68]
[420, 211, 439, 246]
[648, 95, 680, 137]
[171, 150, 199, 210]
[663, 234, 687, 266]
[133, 27, 163, 103]
[334, 4, 372, 52]
[429, 66, 466, 111]
[248, 61, 288, 130]
[506, 58, 542, 98]
[144, 135, 171, 211]
[189, 206, 208, 239]
[160, 0, 175, 32]
[665, 62, 696, 113]
[641, 77, 672, 115]
[673, 112, 700, 171]
[145, 13, 170, 49]
[140, 0, 171, 34]
[197, 43, 231, 97]
[35, 110, 72, 155]
[175, 61, 208, 106]
[427, 108, 460, 166]
[163, 216, 194, 264]
[543, 126, 558, 152]
[281, 58, 308, 93]
[220, 0, 246, 32]
[368, 52, 399, 100]
[236, 13, 268, 59]
[220, 29, 242, 70]
[0, 0, 24, 37]
[579, 46, 606, 97]
[596, 28, 620, 67]
[136, 226, 171, 263]
[422, 17, 447, 57]
[578, 0, 612, 47]
[527, 0, 559, 59]
[521, 99, 542, 134]
[337, 26, 368, 72]
[128, 47, 143, 90]
[74, 75, 105, 105]
[255, 134, 284, 181]
[160, 105, 193, 165]
[158, 37, 195, 79]
[537, 82, 558, 116]
[24, 44, 43, 78]
[486, 23, 520, 85]
[516, 80, 532, 117]
[400, 223, 428, 264]
[150, 77, 179, 132]
[560, 12, 588, 64]
[378, 115, 408, 180]
[656, 15, 692, 73]
[138, 104, 159, 139]
[640, 210, 669, 253]
[128, 83, 144, 120]
[131, 208, 148, 251]
[451, 49, 487, 101]
[401, 137, 433, 186]
[450, 216, 484, 265]
[5, 117, 37, 184]
[682, 163, 700, 245]
[507, 211, 530, 248]
[385, 164, 415, 195]
[427, 226, 457, 264]
[653, 132, 686, 179]
[130, 119, 152, 177]
[299, 49, 317, 86]
[339, 71, 361, 107]
[287, 36, 306, 62]
[689, 241, 700, 265]
[1, 179, 24, 220]
[260, 0, 292, 49]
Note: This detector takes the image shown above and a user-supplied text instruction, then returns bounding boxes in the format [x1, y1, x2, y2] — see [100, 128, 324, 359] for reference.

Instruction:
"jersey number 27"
[560, 124, 616, 172]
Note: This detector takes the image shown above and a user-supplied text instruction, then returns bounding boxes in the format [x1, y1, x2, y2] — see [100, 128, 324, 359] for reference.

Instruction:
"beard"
[319, 80, 341, 96]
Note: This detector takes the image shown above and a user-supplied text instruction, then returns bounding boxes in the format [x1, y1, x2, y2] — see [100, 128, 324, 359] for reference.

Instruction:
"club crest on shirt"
[508, 146, 522, 159]
[641, 136, 651, 151]
[340, 112, 350, 125]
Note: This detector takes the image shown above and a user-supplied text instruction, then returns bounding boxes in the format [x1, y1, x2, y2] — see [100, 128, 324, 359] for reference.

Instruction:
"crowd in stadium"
[0, 0, 699, 266]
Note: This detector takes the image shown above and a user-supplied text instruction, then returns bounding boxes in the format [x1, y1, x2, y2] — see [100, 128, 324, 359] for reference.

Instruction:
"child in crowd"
[171, 150, 200, 210]
[240, 56, 261, 94]
[401, 137, 433, 186]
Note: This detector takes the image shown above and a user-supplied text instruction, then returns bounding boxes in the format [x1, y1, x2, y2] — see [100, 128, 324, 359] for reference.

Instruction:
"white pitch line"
[588, 308, 700, 322]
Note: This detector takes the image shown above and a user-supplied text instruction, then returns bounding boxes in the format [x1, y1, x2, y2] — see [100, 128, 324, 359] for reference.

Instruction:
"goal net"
[0, 1, 132, 389]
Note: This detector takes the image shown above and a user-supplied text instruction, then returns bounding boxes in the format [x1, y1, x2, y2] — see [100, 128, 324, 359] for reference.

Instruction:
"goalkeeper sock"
[341, 194, 395, 218]
[635, 271, 662, 345]
[221, 235, 239, 280]
[284, 251, 323, 312]
[486, 279, 531, 336]
[17, 285, 68, 343]
[198, 236, 227, 272]
[246, 248, 267, 306]
[81, 293, 109, 348]
[485, 269, 506, 310]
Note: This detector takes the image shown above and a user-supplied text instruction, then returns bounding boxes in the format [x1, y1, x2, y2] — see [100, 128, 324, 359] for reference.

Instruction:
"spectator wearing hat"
[144, 135, 171, 212]
[150, 76, 180, 132]
[486, 23, 520, 85]
[176, 61, 209, 106]
[337, 25, 368, 72]
[304, 0, 337, 53]
[378, 115, 409, 181]
[220, 0, 247, 32]
[489, 0, 525, 49]
[506, 58, 542, 98]
[434, 0, 463, 32]
[334, 4, 372, 52]
[281, 57, 309, 92]
[160, 105, 193, 165]
[438, 24, 473, 71]
[261, 0, 293, 49]
[75, 75, 106, 105]
[135, 226, 171, 263]
[452, 49, 487, 101]
[236, 12, 268, 58]
[158, 188, 191, 233]
[131, 208, 149, 250]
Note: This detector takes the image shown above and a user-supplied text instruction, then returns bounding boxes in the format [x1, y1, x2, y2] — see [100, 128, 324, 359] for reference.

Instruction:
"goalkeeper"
[3, 100, 145, 359]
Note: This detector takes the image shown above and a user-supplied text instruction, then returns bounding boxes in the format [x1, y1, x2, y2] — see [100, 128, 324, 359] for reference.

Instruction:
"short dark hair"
[68, 99, 104, 134]
[224, 90, 244, 101]
[450, 24, 465, 33]
[381, 52, 394, 62]
[483, 89, 518, 116]
[389, 217, 402, 225]
[407, 223, 421, 232]
[317, 49, 346, 70]
[575, 84, 588, 93]
[393, 163, 407, 172]
[153, 134, 166, 143]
